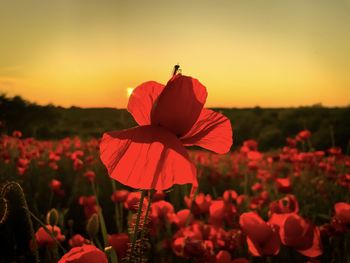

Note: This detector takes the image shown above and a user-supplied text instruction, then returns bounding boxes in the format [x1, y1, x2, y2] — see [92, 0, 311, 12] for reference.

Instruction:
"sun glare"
[126, 87, 134, 98]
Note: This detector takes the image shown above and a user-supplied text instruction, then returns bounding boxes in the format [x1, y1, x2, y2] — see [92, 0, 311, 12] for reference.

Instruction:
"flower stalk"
[129, 190, 146, 262]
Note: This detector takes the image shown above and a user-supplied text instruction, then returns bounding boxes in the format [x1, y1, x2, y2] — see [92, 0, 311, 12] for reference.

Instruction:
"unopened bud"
[104, 246, 112, 253]
[46, 208, 59, 226]
[86, 213, 99, 237]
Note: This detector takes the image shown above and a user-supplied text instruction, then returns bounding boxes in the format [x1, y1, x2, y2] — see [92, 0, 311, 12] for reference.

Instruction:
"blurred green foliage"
[1, 94, 349, 151]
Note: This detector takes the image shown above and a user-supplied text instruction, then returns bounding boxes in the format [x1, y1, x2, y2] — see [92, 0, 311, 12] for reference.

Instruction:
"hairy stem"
[129, 190, 146, 262]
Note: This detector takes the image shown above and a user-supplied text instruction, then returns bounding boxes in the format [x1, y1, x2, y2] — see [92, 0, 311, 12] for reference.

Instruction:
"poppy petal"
[246, 226, 280, 256]
[180, 109, 232, 154]
[334, 202, 350, 224]
[239, 212, 273, 244]
[297, 227, 322, 258]
[246, 236, 262, 256]
[100, 125, 197, 190]
[127, 81, 164, 125]
[151, 75, 207, 137]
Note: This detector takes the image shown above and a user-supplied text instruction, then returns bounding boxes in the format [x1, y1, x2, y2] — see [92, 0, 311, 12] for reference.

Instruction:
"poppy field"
[1, 131, 350, 263]
[1, 74, 350, 263]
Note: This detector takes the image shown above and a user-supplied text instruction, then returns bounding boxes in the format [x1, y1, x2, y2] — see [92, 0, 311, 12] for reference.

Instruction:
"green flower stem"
[25, 207, 67, 253]
[111, 180, 122, 233]
[138, 190, 154, 261]
[91, 181, 118, 263]
[129, 190, 146, 262]
[119, 202, 124, 231]
[186, 188, 198, 227]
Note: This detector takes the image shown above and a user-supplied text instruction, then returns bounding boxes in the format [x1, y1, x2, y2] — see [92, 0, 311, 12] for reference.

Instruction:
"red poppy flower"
[240, 139, 258, 153]
[286, 137, 297, 148]
[12, 130, 22, 138]
[35, 225, 65, 247]
[296, 130, 311, 141]
[111, 189, 130, 203]
[270, 213, 322, 258]
[78, 196, 99, 219]
[50, 179, 62, 192]
[58, 244, 108, 263]
[108, 233, 130, 260]
[152, 190, 166, 201]
[184, 193, 212, 215]
[328, 147, 342, 156]
[100, 74, 232, 190]
[239, 212, 280, 256]
[268, 194, 299, 216]
[169, 209, 194, 228]
[209, 200, 237, 227]
[172, 236, 214, 261]
[222, 190, 238, 203]
[68, 234, 86, 247]
[275, 177, 292, 193]
[151, 200, 175, 221]
[334, 202, 350, 225]
[251, 182, 263, 192]
[216, 250, 231, 263]
[84, 170, 96, 182]
[124, 191, 149, 212]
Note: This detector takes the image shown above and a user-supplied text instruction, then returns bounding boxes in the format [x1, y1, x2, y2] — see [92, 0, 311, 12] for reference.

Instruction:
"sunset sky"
[0, 0, 349, 108]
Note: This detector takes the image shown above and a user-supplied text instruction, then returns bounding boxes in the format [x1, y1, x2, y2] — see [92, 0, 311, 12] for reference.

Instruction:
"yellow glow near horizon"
[0, 1, 349, 108]
[127, 88, 134, 98]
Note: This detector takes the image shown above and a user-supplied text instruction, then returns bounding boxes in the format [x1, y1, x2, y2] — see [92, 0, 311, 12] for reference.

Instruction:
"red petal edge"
[181, 108, 232, 154]
[127, 81, 164, 126]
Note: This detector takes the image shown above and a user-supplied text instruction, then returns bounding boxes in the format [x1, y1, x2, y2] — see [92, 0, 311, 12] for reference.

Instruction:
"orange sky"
[0, 0, 349, 108]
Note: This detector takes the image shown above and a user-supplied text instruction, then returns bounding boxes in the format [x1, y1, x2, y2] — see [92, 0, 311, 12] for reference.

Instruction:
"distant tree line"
[1, 94, 349, 151]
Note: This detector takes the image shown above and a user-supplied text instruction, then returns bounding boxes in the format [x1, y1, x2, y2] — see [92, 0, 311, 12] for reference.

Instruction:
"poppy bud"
[46, 208, 59, 226]
[86, 213, 99, 238]
[104, 246, 113, 253]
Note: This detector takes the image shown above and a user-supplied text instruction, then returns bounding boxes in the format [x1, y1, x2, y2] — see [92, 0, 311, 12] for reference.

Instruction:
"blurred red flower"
[209, 200, 237, 227]
[222, 190, 238, 203]
[111, 189, 129, 203]
[185, 193, 212, 215]
[68, 234, 86, 247]
[169, 209, 194, 228]
[239, 212, 280, 256]
[12, 130, 22, 138]
[58, 244, 107, 263]
[108, 233, 130, 260]
[334, 202, 350, 226]
[296, 130, 311, 141]
[100, 74, 233, 190]
[240, 139, 258, 153]
[78, 196, 99, 219]
[270, 213, 322, 257]
[216, 250, 231, 263]
[35, 225, 65, 247]
[124, 191, 149, 212]
[269, 195, 299, 216]
[328, 147, 342, 156]
[50, 179, 62, 191]
[151, 200, 175, 221]
[275, 177, 292, 193]
[84, 170, 96, 182]
[152, 190, 166, 201]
